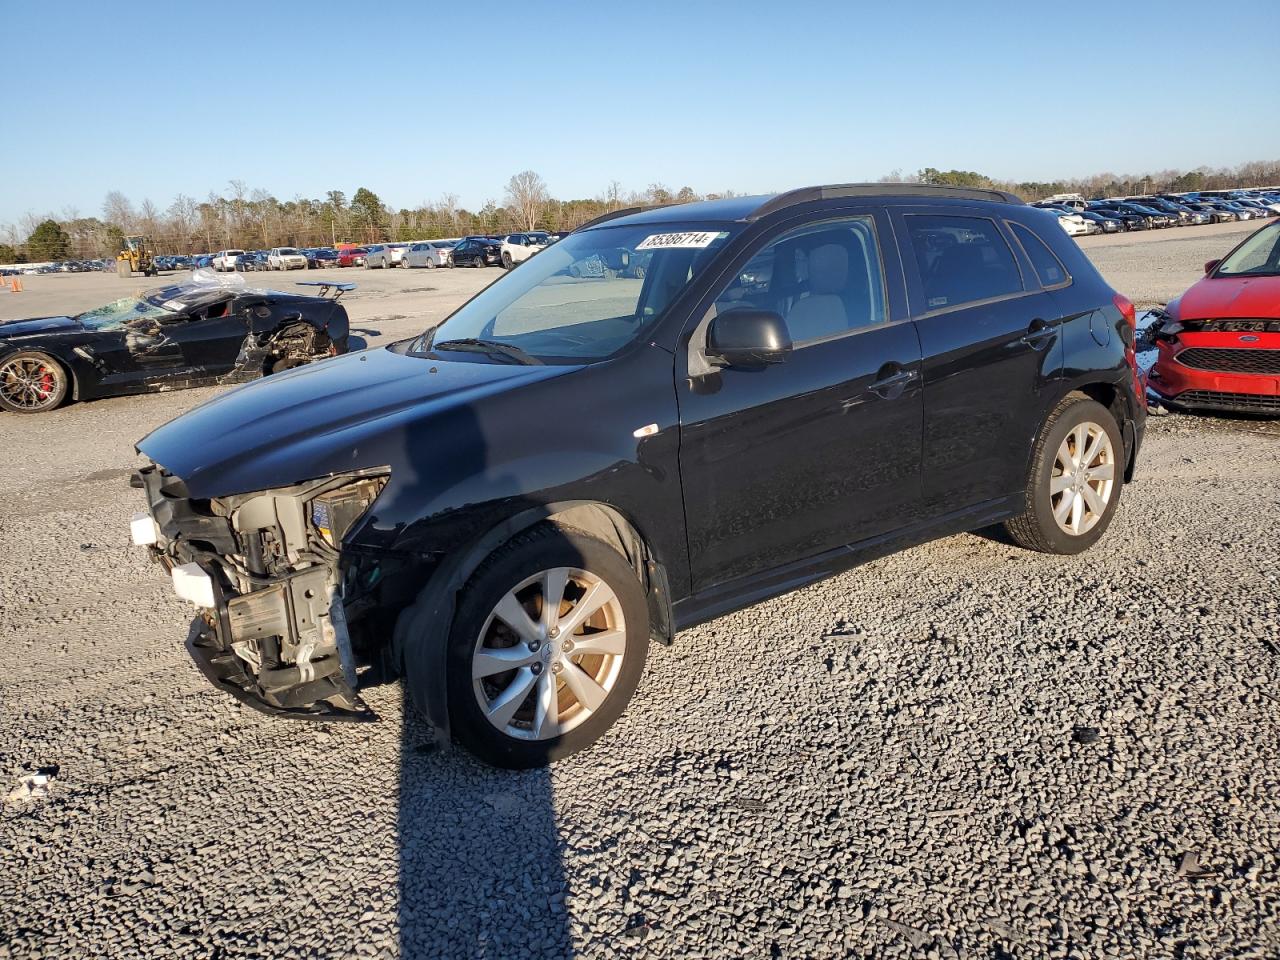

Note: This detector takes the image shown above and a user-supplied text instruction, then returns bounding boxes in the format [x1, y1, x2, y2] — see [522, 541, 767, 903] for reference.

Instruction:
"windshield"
[1216, 222, 1280, 277]
[76, 295, 178, 331]
[414, 221, 740, 363]
[278, 247, 300, 255]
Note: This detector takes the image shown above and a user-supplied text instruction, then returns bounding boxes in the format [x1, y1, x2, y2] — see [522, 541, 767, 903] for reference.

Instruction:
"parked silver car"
[364, 243, 410, 268]
[402, 241, 455, 269]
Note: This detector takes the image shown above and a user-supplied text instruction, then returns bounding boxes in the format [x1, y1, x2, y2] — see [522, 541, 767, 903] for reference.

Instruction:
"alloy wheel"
[0, 357, 61, 411]
[1050, 421, 1116, 536]
[472, 567, 626, 741]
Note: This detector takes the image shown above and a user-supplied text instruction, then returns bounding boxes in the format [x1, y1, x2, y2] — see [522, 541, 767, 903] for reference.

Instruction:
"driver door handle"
[868, 364, 918, 399]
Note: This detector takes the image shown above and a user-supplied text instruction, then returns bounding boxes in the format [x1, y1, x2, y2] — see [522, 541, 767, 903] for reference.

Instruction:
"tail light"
[1113, 292, 1147, 409]
[1113, 293, 1137, 335]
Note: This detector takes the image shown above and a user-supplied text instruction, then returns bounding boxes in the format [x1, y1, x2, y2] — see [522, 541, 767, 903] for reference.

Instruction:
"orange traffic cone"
[12, 277, 22, 292]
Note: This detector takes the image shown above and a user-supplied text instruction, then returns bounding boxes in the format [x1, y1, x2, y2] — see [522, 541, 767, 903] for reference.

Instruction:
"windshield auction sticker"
[635, 231, 724, 250]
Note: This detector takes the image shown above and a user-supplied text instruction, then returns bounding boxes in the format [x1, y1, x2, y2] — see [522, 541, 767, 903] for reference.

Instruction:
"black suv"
[132, 185, 1146, 768]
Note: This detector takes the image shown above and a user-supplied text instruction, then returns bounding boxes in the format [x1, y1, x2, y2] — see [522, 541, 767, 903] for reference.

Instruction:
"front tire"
[442, 524, 649, 768]
[0, 351, 70, 414]
[501, 251, 513, 269]
[1004, 395, 1124, 554]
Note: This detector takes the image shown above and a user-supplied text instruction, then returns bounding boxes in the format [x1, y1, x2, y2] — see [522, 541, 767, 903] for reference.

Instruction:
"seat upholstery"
[927, 243, 1012, 308]
[786, 243, 850, 342]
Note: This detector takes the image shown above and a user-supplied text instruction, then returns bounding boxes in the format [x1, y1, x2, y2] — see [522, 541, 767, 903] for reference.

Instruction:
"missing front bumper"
[186, 617, 375, 722]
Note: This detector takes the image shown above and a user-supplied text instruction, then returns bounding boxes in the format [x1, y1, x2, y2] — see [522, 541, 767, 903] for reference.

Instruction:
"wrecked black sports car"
[0, 273, 351, 414]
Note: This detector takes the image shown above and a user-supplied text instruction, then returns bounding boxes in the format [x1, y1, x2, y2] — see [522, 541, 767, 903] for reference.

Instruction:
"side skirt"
[671, 495, 1021, 632]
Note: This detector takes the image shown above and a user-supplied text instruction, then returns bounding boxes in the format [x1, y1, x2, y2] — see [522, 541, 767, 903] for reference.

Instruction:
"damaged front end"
[132, 465, 388, 721]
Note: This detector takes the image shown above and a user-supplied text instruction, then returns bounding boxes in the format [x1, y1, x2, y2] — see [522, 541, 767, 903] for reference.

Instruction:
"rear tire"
[1004, 396, 1124, 555]
[438, 523, 650, 769]
[501, 252, 513, 269]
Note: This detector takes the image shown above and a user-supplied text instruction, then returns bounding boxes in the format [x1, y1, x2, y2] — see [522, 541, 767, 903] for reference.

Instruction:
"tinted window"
[905, 215, 1023, 310]
[1009, 222, 1070, 287]
[713, 216, 887, 345]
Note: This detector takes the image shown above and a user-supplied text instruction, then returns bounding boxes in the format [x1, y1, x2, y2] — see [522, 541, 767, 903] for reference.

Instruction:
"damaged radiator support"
[222, 562, 363, 710]
[137, 463, 380, 721]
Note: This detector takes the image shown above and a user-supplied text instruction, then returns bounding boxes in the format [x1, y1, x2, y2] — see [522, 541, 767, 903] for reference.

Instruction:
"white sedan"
[1052, 212, 1091, 237]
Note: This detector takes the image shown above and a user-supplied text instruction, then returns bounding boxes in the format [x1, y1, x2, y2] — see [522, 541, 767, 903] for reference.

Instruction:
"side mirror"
[708, 309, 792, 368]
[1204, 259, 1220, 275]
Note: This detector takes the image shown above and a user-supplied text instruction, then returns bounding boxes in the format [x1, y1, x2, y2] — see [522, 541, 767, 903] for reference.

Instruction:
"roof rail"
[748, 183, 1023, 221]
[576, 204, 671, 231]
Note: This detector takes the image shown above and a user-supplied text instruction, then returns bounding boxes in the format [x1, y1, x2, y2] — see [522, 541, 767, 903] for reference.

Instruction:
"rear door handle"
[1021, 319, 1057, 349]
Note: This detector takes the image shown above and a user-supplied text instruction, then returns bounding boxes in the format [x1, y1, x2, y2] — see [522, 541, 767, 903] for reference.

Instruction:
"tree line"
[3, 160, 1279, 263]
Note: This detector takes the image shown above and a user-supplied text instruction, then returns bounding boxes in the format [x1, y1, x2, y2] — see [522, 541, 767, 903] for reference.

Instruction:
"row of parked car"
[156, 231, 569, 276]
[2, 258, 117, 276]
[1034, 189, 1280, 236]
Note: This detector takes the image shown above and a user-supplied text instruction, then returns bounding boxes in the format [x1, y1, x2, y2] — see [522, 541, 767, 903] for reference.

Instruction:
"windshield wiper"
[429, 337, 542, 365]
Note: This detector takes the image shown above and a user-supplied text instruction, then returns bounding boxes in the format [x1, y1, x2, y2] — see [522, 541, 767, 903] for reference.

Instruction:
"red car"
[336, 246, 368, 267]
[1149, 220, 1280, 415]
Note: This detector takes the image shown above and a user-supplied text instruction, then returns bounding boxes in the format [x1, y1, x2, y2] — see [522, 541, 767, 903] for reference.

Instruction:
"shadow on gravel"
[391, 383, 573, 959]
[398, 718, 570, 960]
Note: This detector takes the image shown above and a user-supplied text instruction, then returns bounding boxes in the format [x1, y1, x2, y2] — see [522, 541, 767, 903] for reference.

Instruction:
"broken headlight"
[310, 476, 388, 547]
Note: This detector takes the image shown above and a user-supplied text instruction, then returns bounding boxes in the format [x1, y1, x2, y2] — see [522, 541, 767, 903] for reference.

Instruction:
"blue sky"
[3, 0, 1277, 225]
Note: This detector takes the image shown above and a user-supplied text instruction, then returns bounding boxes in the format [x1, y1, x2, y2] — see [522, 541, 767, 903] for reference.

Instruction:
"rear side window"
[1009, 222, 1070, 287]
[904, 215, 1023, 311]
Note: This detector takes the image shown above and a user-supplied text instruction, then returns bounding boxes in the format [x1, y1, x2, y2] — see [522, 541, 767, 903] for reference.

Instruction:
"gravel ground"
[2, 229, 1279, 959]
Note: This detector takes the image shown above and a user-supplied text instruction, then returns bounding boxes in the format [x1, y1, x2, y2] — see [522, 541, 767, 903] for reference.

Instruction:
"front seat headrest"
[807, 244, 848, 295]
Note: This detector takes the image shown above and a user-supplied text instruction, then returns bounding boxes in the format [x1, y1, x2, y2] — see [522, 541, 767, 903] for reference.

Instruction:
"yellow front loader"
[116, 235, 156, 278]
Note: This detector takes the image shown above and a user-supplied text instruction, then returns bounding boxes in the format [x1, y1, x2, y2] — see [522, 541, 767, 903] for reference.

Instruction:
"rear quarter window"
[1009, 222, 1071, 288]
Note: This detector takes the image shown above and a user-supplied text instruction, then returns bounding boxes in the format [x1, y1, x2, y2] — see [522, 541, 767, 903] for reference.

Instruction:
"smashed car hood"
[0, 316, 80, 339]
[137, 345, 574, 497]
[1176, 275, 1280, 320]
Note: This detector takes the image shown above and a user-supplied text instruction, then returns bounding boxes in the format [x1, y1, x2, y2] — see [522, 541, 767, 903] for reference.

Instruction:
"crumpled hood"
[0, 315, 81, 339]
[1175, 275, 1280, 321]
[137, 345, 574, 497]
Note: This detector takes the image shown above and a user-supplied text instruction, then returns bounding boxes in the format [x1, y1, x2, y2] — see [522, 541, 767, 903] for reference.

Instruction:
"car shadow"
[398, 711, 571, 959]
[385, 371, 574, 958]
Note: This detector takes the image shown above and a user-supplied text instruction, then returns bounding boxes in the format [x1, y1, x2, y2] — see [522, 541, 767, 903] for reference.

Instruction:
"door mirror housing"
[1204, 259, 1220, 275]
[707, 309, 792, 368]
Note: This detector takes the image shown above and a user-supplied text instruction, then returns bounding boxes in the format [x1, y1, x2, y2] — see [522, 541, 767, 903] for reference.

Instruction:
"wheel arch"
[1026, 378, 1136, 488]
[1064, 381, 1139, 483]
[392, 498, 675, 751]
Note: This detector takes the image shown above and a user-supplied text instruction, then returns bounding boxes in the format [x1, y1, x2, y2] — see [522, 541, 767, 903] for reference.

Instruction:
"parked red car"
[1148, 220, 1280, 415]
[336, 246, 368, 267]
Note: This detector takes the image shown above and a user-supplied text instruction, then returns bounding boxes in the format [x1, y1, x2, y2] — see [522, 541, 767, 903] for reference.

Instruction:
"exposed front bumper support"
[186, 617, 374, 722]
